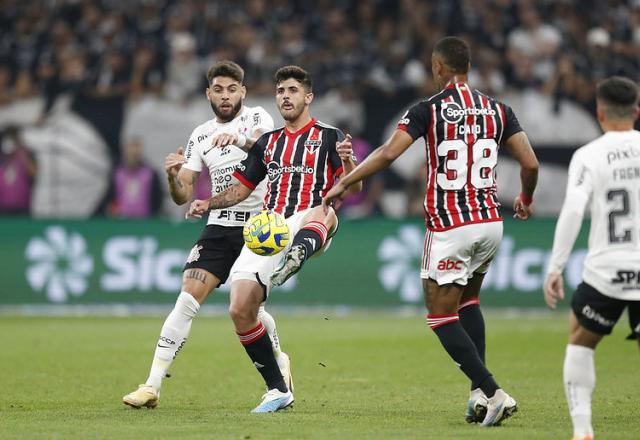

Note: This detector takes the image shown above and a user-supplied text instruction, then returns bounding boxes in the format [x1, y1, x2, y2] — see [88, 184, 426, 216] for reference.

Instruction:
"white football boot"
[271, 245, 306, 286]
[122, 384, 159, 409]
[465, 388, 488, 423]
[480, 389, 517, 426]
[251, 388, 294, 413]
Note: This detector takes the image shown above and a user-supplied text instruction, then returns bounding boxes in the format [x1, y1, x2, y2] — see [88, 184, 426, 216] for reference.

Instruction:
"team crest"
[186, 245, 203, 263]
[304, 139, 322, 153]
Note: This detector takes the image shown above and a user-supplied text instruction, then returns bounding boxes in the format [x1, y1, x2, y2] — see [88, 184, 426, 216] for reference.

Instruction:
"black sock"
[238, 322, 287, 393]
[291, 221, 327, 262]
[427, 314, 499, 398]
[458, 302, 486, 364]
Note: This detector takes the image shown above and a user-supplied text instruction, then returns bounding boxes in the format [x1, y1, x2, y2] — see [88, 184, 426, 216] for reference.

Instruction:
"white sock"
[145, 292, 200, 390]
[258, 305, 281, 356]
[563, 344, 595, 438]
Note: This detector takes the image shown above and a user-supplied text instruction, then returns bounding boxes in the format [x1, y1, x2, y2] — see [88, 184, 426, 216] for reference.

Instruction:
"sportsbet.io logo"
[440, 102, 497, 124]
[266, 161, 314, 182]
[25, 226, 93, 303]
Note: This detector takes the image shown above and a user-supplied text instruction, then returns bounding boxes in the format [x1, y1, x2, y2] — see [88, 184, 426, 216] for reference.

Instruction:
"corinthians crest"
[186, 245, 203, 263]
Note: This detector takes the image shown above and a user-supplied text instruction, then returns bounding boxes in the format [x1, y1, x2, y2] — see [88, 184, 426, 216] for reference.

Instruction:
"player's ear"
[305, 91, 314, 105]
[241, 85, 247, 99]
[596, 104, 605, 124]
[205, 87, 212, 100]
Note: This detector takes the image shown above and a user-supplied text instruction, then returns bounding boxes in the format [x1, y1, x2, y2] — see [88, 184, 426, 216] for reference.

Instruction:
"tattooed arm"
[165, 147, 199, 205]
[186, 183, 253, 219]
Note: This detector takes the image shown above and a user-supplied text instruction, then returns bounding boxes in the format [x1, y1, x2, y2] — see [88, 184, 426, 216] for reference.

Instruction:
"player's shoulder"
[315, 120, 345, 138]
[243, 104, 271, 118]
[187, 119, 216, 146]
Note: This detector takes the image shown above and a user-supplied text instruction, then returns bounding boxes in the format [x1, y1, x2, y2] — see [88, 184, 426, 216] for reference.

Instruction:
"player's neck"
[600, 120, 635, 132]
[443, 74, 468, 89]
[285, 112, 313, 133]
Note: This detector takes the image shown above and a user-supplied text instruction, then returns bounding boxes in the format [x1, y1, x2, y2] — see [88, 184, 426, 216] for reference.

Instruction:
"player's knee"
[228, 302, 253, 324]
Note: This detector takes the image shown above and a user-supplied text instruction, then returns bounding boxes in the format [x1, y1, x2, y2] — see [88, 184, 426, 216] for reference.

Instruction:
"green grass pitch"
[1, 313, 638, 439]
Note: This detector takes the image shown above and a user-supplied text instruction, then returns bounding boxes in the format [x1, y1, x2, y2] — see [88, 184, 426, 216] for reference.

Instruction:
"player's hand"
[186, 199, 209, 219]
[336, 134, 354, 162]
[543, 272, 565, 309]
[165, 147, 185, 178]
[322, 181, 348, 213]
[212, 132, 247, 149]
[513, 195, 533, 220]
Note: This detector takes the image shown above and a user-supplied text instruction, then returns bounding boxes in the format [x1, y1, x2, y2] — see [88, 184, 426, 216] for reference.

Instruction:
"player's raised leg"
[230, 280, 293, 412]
[271, 206, 337, 286]
[258, 304, 294, 391]
[459, 273, 488, 423]
[564, 311, 602, 440]
[123, 269, 218, 409]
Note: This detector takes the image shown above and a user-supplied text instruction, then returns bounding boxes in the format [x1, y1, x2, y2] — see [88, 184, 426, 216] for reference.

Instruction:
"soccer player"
[187, 65, 361, 412]
[544, 76, 640, 440]
[323, 37, 539, 426]
[122, 61, 292, 408]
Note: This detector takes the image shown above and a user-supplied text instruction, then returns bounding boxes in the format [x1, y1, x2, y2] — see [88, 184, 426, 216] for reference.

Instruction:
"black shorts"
[571, 282, 640, 338]
[183, 225, 245, 286]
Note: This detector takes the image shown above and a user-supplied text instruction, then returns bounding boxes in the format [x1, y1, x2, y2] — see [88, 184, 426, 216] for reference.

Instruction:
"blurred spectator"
[0, 126, 37, 215]
[103, 138, 162, 218]
[165, 32, 202, 103]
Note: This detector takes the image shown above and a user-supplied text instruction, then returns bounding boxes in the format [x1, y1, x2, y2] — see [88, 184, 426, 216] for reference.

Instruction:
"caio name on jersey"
[611, 270, 640, 290]
[437, 259, 464, 272]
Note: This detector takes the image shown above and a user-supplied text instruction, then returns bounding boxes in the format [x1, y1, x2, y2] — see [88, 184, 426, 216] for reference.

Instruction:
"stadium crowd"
[1, 0, 640, 217]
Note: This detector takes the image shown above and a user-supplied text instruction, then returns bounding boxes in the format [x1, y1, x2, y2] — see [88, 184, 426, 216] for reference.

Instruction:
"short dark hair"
[433, 37, 471, 74]
[207, 60, 244, 85]
[274, 65, 312, 91]
[596, 76, 639, 119]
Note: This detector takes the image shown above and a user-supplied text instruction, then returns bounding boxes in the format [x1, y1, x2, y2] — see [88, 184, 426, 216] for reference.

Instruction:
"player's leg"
[459, 272, 487, 422]
[424, 279, 502, 405]
[271, 206, 337, 286]
[123, 269, 219, 408]
[563, 282, 623, 440]
[230, 279, 293, 412]
[258, 304, 294, 391]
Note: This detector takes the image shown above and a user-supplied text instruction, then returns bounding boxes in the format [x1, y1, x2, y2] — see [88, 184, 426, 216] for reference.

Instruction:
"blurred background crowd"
[1, 0, 639, 219]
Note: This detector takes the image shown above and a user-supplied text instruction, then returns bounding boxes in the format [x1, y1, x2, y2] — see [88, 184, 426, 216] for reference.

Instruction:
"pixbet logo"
[437, 259, 463, 271]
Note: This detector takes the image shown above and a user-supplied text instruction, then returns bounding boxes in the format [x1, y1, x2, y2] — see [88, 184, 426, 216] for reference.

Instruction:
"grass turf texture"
[1, 313, 638, 439]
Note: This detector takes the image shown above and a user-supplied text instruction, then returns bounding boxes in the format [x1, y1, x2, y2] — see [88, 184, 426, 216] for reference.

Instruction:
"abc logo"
[437, 259, 463, 271]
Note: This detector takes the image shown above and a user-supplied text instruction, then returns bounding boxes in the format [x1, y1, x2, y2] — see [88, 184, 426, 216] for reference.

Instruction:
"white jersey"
[548, 130, 640, 300]
[183, 105, 274, 226]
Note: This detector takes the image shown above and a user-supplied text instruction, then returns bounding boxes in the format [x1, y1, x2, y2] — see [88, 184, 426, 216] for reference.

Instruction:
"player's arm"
[212, 108, 275, 152]
[503, 131, 539, 219]
[165, 147, 200, 205]
[543, 151, 591, 309]
[336, 134, 362, 194]
[323, 129, 414, 209]
[186, 183, 253, 219]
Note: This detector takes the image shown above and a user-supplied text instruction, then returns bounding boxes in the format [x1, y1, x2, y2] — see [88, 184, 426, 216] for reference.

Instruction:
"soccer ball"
[243, 210, 290, 256]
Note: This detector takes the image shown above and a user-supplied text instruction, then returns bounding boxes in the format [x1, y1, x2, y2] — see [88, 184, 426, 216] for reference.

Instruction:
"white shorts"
[229, 208, 335, 295]
[421, 221, 503, 286]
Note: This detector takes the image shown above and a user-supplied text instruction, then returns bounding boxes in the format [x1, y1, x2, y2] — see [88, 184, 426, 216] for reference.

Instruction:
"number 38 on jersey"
[437, 139, 498, 190]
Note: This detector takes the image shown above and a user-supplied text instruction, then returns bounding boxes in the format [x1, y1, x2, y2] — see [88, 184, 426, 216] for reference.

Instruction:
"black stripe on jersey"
[284, 131, 310, 218]
[434, 94, 452, 228]
[266, 135, 287, 210]
[311, 138, 329, 208]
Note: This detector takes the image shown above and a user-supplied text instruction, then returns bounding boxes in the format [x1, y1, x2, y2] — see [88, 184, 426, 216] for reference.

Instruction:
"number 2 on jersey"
[436, 139, 498, 190]
[607, 189, 639, 244]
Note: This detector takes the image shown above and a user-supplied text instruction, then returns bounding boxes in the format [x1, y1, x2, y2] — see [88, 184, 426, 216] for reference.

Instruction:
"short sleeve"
[232, 132, 268, 189]
[329, 129, 345, 177]
[250, 107, 275, 137]
[397, 102, 431, 141]
[182, 129, 202, 172]
[501, 104, 523, 142]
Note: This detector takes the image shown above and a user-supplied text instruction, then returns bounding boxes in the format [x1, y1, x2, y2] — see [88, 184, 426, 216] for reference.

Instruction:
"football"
[243, 210, 290, 256]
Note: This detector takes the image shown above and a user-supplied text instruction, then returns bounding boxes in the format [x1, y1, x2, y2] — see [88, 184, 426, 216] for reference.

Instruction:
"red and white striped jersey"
[232, 118, 345, 218]
[398, 82, 523, 231]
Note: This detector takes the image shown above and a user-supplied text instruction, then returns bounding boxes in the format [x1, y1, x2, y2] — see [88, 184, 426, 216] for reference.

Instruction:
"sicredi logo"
[441, 102, 496, 124]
